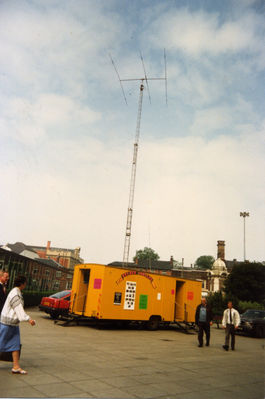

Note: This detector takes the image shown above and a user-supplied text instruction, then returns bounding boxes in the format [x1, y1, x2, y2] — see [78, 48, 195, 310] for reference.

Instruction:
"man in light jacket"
[222, 301, 240, 351]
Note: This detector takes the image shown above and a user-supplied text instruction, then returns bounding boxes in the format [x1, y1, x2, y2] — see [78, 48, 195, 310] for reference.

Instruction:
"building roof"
[172, 268, 209, 281]
[36, 258, 63, 268]
[30, 244, 80, 253]
[0, 247, 73, 274]
[5, 242, 39, 256]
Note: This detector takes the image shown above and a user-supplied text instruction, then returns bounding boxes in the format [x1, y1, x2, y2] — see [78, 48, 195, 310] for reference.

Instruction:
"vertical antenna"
[110, 52, 167, 266]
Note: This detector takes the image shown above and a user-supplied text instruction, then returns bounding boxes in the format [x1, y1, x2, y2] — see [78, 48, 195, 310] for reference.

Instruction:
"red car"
[39, 290, 71, 319]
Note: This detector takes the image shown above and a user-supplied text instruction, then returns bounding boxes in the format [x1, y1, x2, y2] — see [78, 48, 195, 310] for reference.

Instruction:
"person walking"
[222, 301, 240, 351]
[195, 298, 213, 347]
[0, 270, 9, 315]
[0, 275, 35, 374]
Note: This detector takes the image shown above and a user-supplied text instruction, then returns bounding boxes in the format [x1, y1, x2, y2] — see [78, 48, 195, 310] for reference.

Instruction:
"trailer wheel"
[147, 317, 160, 331]
[115, 320, 128, 329]
[50, 311, 59, 320]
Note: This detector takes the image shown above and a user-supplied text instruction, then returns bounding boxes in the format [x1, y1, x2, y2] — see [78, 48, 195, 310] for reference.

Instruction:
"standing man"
[0, 270, 9, 315]
[195, 298, 213, 347]
[222, 301, 240, 351]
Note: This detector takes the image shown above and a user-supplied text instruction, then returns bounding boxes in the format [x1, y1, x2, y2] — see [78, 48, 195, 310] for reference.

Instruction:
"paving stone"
[0, 385, 46, 398]
[121, 382, 171, 398]
[102, 375, 143, 388]
[0, 373, 30, 388]
[0, 307, 263, 399]
[31, 381, 85, 396]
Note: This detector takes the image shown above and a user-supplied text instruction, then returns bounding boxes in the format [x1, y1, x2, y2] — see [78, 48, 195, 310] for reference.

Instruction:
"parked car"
[39, 290, 71, 319]
[238, 309, 265, 338]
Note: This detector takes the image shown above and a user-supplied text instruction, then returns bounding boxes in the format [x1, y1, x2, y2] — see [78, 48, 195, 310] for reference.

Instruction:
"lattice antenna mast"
[110, 52, 167, 266]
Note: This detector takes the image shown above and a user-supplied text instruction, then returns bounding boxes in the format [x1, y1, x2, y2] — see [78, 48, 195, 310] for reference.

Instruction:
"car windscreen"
[242, 310, 265, 319]
[49, 291, 70, 299]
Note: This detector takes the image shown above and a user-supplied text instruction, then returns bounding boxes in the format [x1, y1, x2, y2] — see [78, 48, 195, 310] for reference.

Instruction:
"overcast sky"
[0, 0, 264, 266]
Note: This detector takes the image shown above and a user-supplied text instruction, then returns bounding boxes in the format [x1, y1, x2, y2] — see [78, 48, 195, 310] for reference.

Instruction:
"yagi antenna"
[109, 51, 168, 105]
[109, 51, 168, 266]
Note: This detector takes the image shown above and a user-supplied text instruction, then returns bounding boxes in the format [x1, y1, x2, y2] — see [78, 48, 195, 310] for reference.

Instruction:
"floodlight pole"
[240, 211, 249, 261]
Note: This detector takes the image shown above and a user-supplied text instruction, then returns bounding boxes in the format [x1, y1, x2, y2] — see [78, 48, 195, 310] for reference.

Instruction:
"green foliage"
[195, 255, 215, 270]
[206, 292, 225, 315]
[206, 291, 240, 315]
[22, 290, 56, 307]
[133, 247, 160, 264]
[207, 291, 265, 316]
[224, 262, 265, 303]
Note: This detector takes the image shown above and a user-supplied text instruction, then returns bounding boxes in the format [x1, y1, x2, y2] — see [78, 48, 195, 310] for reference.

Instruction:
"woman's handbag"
[0, 346, 21, 362]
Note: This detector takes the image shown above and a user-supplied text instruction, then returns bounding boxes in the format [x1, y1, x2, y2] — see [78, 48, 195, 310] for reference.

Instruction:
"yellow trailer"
[69, 263, 201, 330]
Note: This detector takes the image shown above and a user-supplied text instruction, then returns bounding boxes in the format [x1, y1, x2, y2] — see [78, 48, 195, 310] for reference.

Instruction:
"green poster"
[139, 294, 148, 309]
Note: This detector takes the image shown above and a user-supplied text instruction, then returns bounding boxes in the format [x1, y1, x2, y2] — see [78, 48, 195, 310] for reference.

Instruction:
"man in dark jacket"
[0, 270, 9, 315]
[195, 298, 213, 347]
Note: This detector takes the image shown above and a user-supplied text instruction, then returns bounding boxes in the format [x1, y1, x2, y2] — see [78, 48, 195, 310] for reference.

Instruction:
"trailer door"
[174, 280, 185, 320]
[74, 268, 91, 315]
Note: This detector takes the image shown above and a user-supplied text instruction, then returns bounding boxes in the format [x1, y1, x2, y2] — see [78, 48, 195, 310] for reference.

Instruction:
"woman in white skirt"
[0, 275, 35, 374]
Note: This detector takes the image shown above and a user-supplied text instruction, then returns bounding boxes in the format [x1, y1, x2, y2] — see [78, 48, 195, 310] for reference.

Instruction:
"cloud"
[1, 126, 264, 265]
[0, 2, 128, 98]
[0, 94, 101, 145]
[0, 0, 264, 268]
[146, 7, 264, 58]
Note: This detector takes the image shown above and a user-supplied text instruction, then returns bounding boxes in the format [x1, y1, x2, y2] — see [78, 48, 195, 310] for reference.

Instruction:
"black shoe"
[198, 344, 203, 347]
[223, 345, 229, 351]
[206, 343, 209, 346]
[231, 347, 235, 351]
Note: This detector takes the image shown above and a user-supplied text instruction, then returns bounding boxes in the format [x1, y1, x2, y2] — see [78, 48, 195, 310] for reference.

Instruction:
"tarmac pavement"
[0, 307, 264, 399]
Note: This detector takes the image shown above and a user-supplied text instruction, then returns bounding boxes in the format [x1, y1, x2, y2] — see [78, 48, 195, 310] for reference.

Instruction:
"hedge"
[22, 291, 56, 307]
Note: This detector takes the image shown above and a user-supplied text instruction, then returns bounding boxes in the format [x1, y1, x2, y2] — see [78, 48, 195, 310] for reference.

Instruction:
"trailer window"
[114, 292, 122, 305]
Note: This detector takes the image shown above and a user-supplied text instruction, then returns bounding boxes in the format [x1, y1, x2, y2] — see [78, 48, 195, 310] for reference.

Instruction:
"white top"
[222, 308, 240, 328]
[0, 287, 30, 326]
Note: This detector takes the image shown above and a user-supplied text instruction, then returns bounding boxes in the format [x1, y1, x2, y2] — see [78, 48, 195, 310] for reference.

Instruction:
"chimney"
[217, 240, 225, 260]
[46, 241, 51, 252]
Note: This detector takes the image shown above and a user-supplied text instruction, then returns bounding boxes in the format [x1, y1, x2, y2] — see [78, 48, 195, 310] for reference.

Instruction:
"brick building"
[0, 247, 73, 291]
[4, 241, 83, 270]
[30, 241, 83, 269]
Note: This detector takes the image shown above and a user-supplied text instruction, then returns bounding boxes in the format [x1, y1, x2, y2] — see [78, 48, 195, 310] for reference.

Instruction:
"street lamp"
[240, 212, 249, 261]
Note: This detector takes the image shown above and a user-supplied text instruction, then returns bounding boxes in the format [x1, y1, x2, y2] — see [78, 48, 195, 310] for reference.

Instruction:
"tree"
[207, 291, 239, 315]
[194, 255, 215, 270]
[207, 292, 225, 316]
[224, 262, 265, 304]
[133, 247, 160, 264]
